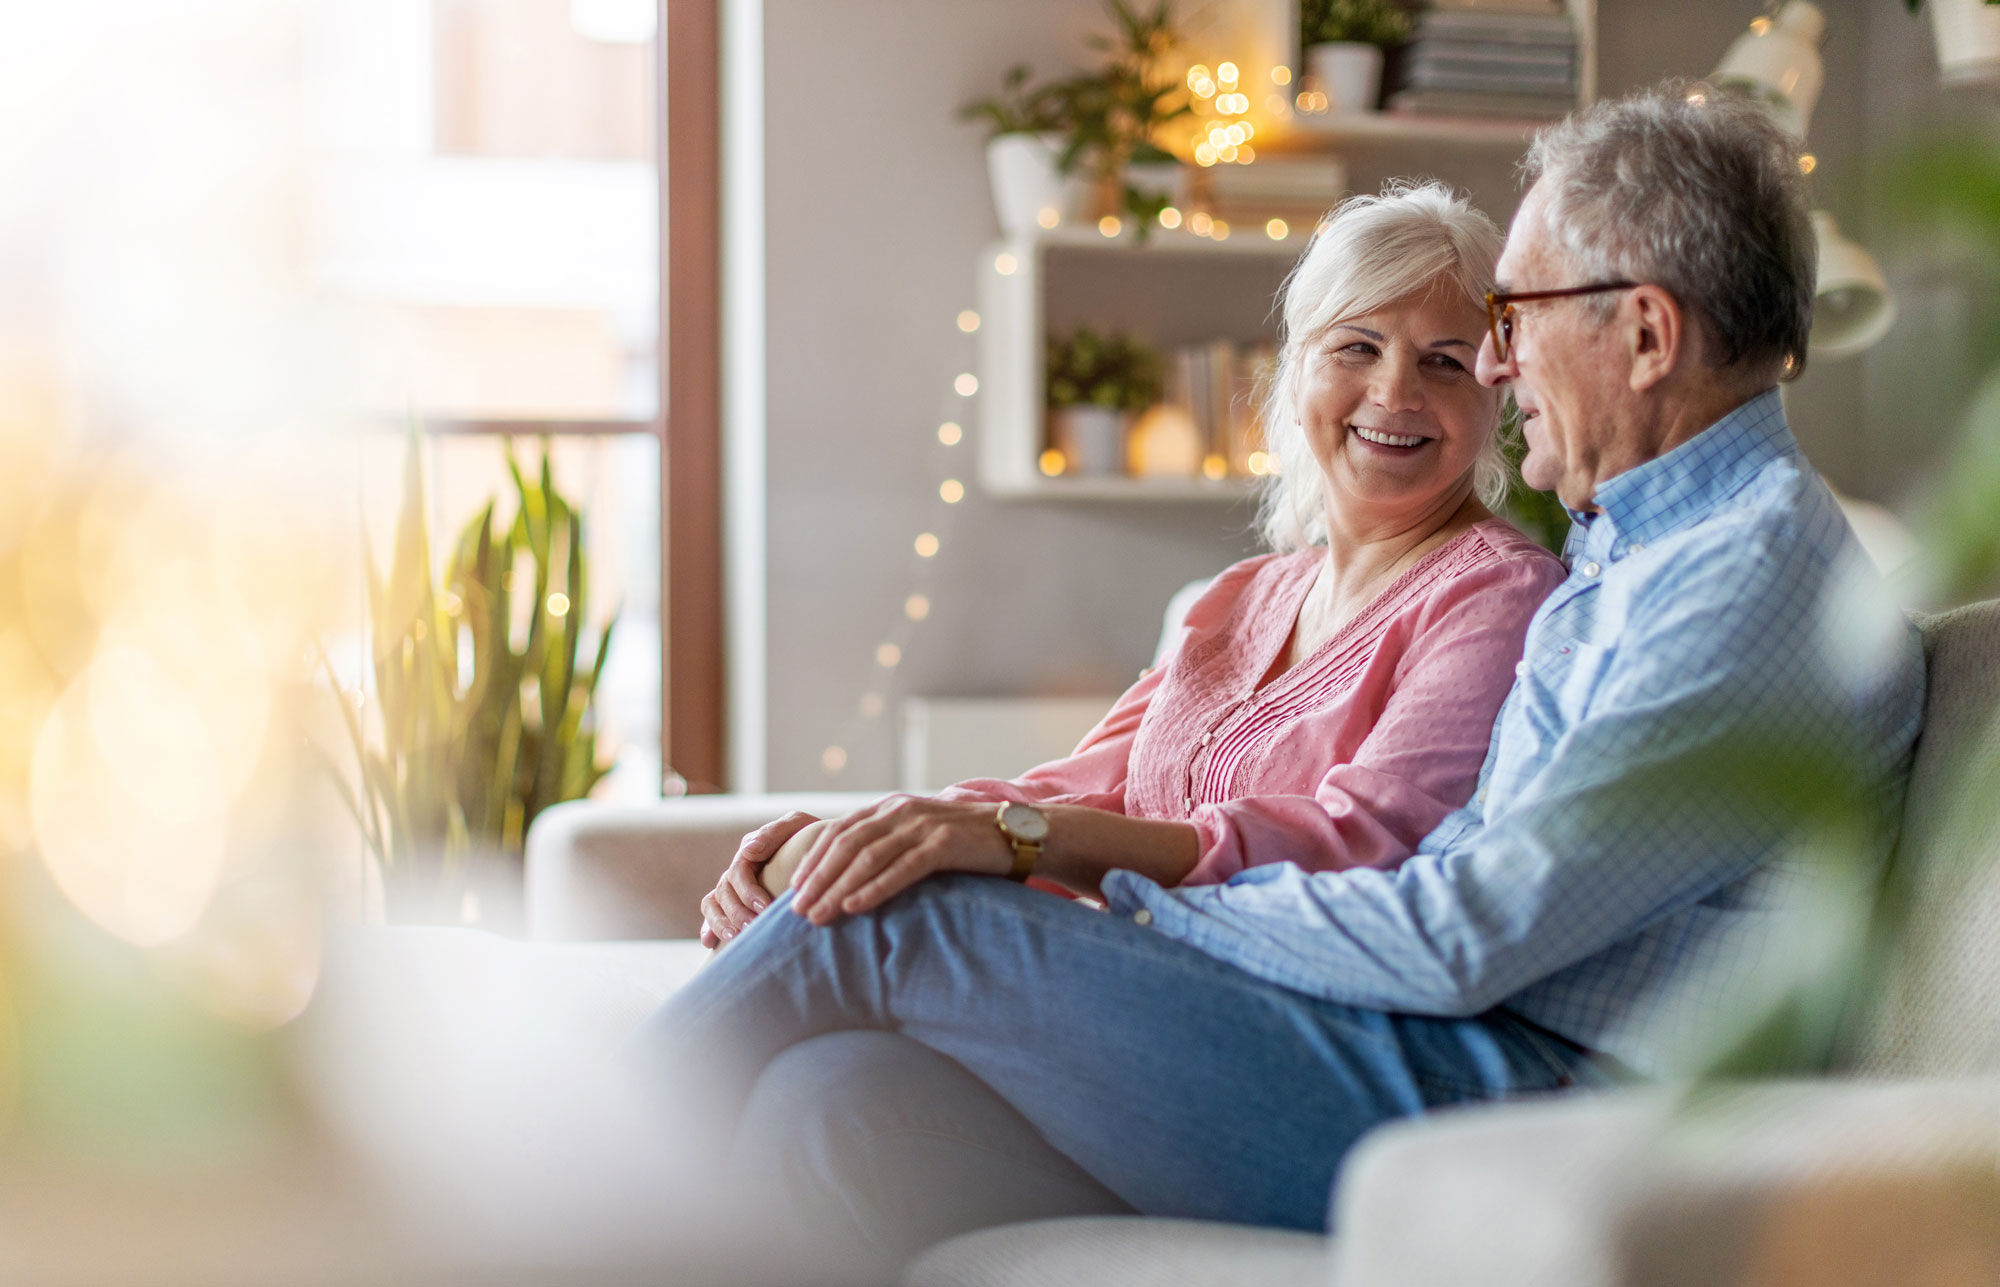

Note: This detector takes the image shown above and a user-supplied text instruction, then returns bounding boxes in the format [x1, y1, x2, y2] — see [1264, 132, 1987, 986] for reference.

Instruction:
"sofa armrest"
[524, 792, 883, 940]
[1332, 1077, 2000, 1287]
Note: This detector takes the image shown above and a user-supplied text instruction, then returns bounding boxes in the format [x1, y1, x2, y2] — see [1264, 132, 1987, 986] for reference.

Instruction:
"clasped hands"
[699, 796, 1017, 948]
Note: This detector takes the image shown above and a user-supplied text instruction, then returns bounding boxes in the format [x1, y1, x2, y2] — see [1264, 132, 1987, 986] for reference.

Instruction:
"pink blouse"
[938, 519, 1565, 883]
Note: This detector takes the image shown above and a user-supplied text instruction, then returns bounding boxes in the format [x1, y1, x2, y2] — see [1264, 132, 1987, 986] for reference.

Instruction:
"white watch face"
[1000, 802, 1049, 843]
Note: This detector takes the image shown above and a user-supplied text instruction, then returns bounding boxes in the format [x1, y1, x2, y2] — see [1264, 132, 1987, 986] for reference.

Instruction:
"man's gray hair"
[1521, 81, 1815, 382]
[1257, 181, 1509, 555]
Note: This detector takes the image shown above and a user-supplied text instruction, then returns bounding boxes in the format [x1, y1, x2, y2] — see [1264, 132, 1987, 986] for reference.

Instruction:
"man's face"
[1476, 183, 1627, 511]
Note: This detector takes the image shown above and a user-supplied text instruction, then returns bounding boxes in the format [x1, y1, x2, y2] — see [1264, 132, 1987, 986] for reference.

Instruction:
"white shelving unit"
[976, 227, 1298, 500]
[973, 0, 1599, 502]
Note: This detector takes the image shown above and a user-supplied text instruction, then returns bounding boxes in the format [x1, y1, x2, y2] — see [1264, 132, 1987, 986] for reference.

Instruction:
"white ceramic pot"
[1050, 405, 1127, 476]
[1929, 0, 2000, 86]
[1307, 42, 1385, 115]
[985, 133, 1088, 237]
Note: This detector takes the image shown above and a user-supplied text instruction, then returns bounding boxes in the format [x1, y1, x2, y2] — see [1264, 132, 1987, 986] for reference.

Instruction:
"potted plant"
[1904, 0, 2000, 87]
[960, 64, 1084, 237]
[1046, 327, 1163, 475]
[1301, 0, 1412, 115]
[1052, 0, 1193, 237]
[322, 433, 618, 923]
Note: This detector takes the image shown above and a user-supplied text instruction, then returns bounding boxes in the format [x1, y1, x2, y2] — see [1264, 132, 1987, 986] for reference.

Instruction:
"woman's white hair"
[1256, 181, 1510, 554]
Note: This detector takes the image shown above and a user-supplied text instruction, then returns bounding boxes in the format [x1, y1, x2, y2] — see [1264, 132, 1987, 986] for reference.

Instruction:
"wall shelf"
[976, 230, 1299, 501]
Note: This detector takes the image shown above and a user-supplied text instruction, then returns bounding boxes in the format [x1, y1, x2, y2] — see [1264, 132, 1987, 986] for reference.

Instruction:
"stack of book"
[1195, 156, 1347, 232]
[1164, 339, 1279, 476]
[1385, 1, 1578, 120]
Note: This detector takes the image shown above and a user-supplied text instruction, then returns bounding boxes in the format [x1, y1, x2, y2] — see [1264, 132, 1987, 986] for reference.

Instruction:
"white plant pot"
[1307, 42, 1385, 115]
[1930, 0, 2000, 86]
[1050, 405, 1127, 476]
[985, 133, 1089, 237]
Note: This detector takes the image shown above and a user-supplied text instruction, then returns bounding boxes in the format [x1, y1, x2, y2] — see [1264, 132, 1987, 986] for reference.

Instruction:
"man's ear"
[1624, 285, 1683, 393]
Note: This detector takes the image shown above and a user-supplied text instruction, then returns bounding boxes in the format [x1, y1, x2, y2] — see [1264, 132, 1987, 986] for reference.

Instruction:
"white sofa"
[523, 600, 2000, 1286]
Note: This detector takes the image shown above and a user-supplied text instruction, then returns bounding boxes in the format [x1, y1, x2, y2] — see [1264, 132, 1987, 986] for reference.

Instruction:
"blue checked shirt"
[1103, 391, 1926, 1077]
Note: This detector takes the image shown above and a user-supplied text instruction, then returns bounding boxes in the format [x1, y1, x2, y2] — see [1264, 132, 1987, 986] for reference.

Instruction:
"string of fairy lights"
[813, 55, 1316, 779]
[817, 307, 983, 779]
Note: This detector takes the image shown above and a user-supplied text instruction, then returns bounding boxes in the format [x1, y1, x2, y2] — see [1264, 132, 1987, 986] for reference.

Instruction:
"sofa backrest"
[1846, 599, 2000, 1076]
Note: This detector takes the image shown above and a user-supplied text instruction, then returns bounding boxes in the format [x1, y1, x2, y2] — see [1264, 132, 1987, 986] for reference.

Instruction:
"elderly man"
[629, 84, 1925, 1278]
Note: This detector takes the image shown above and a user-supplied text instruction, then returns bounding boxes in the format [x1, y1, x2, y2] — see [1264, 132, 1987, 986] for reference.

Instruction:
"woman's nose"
[1371, 354, 1423, 410]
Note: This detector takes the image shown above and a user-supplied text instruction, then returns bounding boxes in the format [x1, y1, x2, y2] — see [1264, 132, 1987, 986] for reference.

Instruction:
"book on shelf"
[1412, 10, 1576, 45]
[1426, 0, 1566, 16]
[1383, 87, 1576, 119]
[1194, 156, 1347, 228]
[1164, 339, 1277, 477]
[1400, 66, 1576, 96]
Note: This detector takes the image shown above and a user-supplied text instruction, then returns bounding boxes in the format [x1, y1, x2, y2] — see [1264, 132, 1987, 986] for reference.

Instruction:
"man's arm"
[1107, 555, 1910, 1019]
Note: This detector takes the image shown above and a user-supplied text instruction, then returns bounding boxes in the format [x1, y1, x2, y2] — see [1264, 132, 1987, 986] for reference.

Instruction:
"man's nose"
[1475, 330, 1514, 389]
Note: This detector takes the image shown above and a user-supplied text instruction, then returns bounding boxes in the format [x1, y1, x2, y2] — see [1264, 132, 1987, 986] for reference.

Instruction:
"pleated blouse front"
[939, 518, 1565, 884]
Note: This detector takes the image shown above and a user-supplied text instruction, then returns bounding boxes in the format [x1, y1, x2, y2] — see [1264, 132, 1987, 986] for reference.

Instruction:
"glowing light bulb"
[1266, 93, 1289, 115]
[1218, 61, 1239, 86]
[1099, 215, 1123, 237]
[1266, 218, 1288, 240]
[955, 373, 979, 396]
[939, 478, 964, 503]
[1272, 65, 1292, 85]
[1218, 144, 1240, 163]
[1038, 449, 1066, 476]
[938, 421, 963, 445]
[1037, 207, 1060, 228]
[1238, 144, 1256, 164]
[1194, 142, 1218, 167]
[821, 745, 848, 773]
[1189, 211, 1214, 236]
[1192, 77, 1216, 98]
[876, 642, 902, 668]
[1158, 206, 1182, 229]
[547, 592, 571, 617]
[1211, 218, 1230, 240]
[1799, 154, 1817, 174]
[1247, 450, 1271, 475]
[859, 692, 885, 718]
[1202, 453, 1228, 480]
[904, 593, 930, 621]
[957, 309, 981, 332]
[914, 532, 940, 557]
[995, 252, 1018, 275]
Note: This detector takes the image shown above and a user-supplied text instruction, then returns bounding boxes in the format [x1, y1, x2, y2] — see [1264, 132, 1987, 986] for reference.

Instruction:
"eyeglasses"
[1483, 282, 1639, 363]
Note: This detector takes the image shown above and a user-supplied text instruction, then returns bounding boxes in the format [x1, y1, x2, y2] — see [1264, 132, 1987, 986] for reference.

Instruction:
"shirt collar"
[1586, 388, 1795, 550]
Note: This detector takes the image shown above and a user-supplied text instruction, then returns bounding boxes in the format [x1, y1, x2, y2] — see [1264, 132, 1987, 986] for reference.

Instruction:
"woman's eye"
[1333, 342, 1378, 359]
[1423, 353, 1469, 374]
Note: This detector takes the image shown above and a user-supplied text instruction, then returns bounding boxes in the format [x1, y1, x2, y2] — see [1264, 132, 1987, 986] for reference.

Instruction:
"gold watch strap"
[1005, 837, 1039, 883]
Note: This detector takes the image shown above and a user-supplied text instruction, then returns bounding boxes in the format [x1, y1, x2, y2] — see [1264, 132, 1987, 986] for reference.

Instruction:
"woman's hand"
[700, 810, 820, 949]
[790, 795, 1013, 926]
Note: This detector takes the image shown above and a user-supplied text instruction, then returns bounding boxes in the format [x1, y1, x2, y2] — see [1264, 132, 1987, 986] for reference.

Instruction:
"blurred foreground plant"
[322, 433, 617, 882]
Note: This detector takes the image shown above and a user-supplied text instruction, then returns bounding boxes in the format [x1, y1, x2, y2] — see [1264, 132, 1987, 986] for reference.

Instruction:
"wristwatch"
[993, 802, 1049, 882]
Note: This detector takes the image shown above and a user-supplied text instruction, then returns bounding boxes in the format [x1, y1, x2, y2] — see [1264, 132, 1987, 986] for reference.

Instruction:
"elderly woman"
[698, 181, 1562, 945]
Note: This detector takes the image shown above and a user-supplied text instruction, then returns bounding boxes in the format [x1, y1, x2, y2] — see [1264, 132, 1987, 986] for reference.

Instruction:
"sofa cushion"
[1849, 599, 2000, 1075]
[904, 1216, 1330, 1287]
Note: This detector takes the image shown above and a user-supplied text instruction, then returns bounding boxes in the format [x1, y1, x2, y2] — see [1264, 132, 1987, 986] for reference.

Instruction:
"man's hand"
[700, 810, 819, 949]
[789, 795, 1014, 926]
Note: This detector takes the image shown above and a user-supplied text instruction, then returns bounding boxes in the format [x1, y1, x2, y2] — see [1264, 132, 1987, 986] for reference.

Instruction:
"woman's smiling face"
[1294, 281, 1500, 530]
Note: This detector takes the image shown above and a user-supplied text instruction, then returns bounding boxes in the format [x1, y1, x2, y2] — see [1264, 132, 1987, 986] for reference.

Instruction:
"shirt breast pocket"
[1522, 641, 1616, 739]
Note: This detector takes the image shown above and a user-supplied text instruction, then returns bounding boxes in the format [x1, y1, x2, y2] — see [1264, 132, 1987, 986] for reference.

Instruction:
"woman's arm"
[788, 796, 1200, 924]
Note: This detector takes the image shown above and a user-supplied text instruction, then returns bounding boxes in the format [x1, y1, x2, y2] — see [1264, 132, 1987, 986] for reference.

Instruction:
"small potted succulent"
[1301, 0, 1412, 115]
[960, 64, 1084, 237]
[1045, 327, 1163, 475]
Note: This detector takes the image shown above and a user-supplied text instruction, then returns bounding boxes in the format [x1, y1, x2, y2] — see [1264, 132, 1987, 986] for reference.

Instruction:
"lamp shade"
[1713, 1, 1825, 137]
[1811, 211, 1897, 359]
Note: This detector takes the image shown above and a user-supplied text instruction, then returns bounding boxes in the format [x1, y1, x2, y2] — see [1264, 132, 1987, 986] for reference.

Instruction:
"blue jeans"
[626, 875, 1599, 1275]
